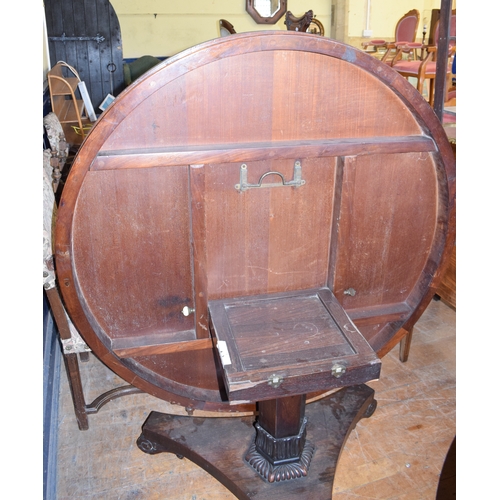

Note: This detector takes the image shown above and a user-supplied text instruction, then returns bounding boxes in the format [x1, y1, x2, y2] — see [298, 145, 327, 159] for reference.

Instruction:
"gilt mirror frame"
[246, 0, 287, 24]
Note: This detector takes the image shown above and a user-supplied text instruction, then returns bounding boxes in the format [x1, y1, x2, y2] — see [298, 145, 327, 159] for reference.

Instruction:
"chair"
[284, 10, 313, 32]
[43, 115, 142, 431]
[428, 9, 457, 46]
[123, 55, 162, 86]
[219, 19, 236, 36]
[307, 17, 325, 36]
[362, 10, 420, 63]
[47, 61, 94, 146]
[391, 12, 456, 107]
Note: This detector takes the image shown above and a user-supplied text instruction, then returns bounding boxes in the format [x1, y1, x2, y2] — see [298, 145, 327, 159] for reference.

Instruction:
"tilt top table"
[55, 32, 455, 498]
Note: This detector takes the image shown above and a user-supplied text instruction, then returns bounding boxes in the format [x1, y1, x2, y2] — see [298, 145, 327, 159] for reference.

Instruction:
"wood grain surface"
[55, 32, 455, 410]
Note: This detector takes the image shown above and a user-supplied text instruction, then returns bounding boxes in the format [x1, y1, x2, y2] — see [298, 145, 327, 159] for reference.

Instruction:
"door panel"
[45, 0, 125, 111]
[72, 167, 195, 341]
[203, 157, 337, 299]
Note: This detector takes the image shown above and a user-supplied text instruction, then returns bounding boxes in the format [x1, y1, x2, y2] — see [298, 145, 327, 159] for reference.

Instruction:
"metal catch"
[182, 306, 195, 316]
[331, 363, 347, 378]
[267, 374, 284, 388]
[235, 161, 306, 192]
[61, 337, 91, 354]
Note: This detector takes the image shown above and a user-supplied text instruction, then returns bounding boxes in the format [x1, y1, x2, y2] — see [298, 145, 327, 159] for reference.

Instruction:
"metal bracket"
[49, 33, 106, 44]
[61, 336, 91, 354]
[235, 161, 306, 192]
[43, 269, 56, 290]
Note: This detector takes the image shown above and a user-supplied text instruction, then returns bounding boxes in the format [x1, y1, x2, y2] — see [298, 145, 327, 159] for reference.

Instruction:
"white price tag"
[217, 341, 232, 366]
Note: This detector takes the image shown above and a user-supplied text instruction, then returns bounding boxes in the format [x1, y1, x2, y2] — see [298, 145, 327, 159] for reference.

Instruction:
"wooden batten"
[91, 136, 437, 171]
[113, 338, 213, 358]
[346, 302, 413, 325]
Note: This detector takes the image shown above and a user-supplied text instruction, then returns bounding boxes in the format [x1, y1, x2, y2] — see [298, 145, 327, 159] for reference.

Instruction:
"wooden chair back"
[284, 10, 313, 32]
[429, 9, 456, 46]
[394, 9, 420, 43]
[219, 19, 236, 36]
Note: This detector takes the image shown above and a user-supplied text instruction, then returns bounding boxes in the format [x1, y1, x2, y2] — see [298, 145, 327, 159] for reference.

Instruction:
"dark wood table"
[55, 31, 455, 498]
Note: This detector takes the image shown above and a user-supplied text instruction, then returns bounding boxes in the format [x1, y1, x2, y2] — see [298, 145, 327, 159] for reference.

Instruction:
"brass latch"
[235, 161, 306, 192]
[331, 363, 347, 378]
[267, 374, 284, 388]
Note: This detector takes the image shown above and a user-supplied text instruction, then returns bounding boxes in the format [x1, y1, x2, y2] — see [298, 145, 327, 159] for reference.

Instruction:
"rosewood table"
[55, 32, 455, 498]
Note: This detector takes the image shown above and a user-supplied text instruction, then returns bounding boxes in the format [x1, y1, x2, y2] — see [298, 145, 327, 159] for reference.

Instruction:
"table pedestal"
[137, 384, 377, 500]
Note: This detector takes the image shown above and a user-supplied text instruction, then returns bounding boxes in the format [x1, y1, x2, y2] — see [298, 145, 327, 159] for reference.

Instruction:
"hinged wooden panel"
[209, 288, 381, 402]
[203, 158, 337, 300]
[72, 167, 195, 341]
[332, 151, 439, 309]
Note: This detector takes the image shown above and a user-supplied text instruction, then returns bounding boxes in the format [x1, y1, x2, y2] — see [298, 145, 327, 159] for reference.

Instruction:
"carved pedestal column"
[245, 395, 315, 482]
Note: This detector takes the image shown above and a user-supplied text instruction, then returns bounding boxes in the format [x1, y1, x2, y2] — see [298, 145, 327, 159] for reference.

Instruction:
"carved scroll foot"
[245, 440, 314, 482]
[244, 417, 315, 482]
[136, 434, 169, 455]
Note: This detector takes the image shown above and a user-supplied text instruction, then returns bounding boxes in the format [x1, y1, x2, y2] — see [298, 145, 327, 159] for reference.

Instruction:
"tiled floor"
[55, 298, 455, 499]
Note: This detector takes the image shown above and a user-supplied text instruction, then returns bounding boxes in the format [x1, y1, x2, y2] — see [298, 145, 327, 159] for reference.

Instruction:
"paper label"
[217, 341, 232, 366]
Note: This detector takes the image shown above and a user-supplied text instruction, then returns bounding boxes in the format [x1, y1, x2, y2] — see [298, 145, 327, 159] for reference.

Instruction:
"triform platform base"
[137, 384, 377, 500]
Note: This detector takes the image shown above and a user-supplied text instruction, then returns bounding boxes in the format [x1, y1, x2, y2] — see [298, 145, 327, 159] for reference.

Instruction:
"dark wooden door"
[44, 0, 125, 112]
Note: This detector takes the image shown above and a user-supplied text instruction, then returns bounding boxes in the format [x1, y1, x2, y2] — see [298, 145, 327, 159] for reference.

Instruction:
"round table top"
[55, 31, 455, 412]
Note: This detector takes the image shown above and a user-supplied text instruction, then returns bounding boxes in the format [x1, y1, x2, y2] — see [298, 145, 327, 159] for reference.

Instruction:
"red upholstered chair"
[391, 12, 456, 106]
[362, 10, 420, 63]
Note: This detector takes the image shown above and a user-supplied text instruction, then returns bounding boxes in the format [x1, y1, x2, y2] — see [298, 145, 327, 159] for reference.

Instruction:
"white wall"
[347, 0, 454, 48]
[44, 1, 456, 63]
[112, 0, 332, 58]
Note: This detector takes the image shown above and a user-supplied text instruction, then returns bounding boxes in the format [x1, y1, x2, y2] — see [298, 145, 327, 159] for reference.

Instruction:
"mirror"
[246, 0, 287, 24]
